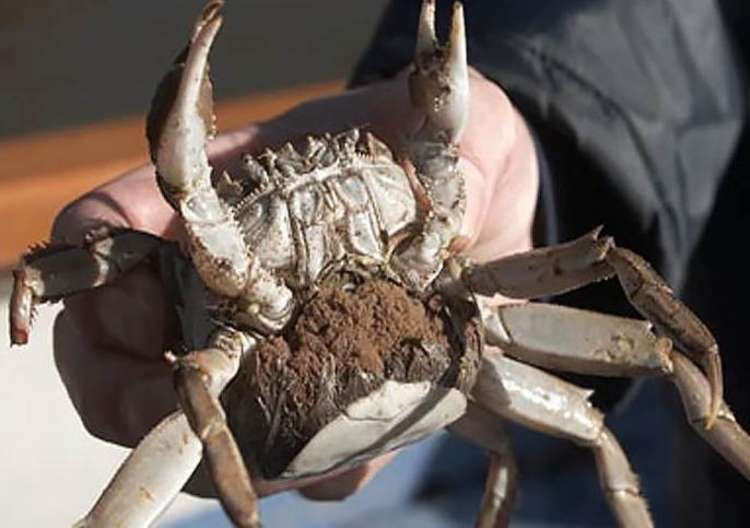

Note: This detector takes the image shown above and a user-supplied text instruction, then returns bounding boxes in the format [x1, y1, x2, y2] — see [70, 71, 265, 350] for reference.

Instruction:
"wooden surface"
[0, 81, 343, 269]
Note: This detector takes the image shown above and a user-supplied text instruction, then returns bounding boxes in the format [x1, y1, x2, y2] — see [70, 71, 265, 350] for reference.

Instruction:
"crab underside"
[9, 1, 750, 528]
[223, 269, 481, 481]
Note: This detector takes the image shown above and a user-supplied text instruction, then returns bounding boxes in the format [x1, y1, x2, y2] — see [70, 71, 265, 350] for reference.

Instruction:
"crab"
[9, 1, 750, 527]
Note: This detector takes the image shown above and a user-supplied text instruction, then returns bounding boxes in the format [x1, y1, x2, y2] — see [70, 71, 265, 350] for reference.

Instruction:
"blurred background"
[0, 1, 389, 526]
[0, 0, 391, 267]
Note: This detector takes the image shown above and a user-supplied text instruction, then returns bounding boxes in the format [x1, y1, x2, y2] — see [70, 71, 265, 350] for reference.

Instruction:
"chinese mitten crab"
[10, 1, 750, 527]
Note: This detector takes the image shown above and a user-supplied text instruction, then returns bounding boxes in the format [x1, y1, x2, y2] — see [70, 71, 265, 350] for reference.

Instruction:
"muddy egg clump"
[223, 272, 479, 479]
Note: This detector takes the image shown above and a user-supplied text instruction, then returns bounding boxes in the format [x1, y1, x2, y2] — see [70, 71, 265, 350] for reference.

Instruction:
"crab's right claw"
[410, 0, 469, 142]
[146, 0, 223, 207]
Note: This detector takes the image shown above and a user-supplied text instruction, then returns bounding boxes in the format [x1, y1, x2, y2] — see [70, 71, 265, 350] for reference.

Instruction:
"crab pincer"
[393, 0, 470, 289]
[411, 0, 469, 142]
[146, 0, 293, 333]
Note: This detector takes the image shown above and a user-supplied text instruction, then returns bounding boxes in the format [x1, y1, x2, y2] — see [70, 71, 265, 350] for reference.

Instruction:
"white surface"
[0, 278, 218, 527]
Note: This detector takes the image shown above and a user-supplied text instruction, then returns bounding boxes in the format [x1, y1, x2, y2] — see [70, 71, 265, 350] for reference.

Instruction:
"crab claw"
[392, 1, 470, 290]
[415, 0, 438, 57]
[410, 0, 469, 142]
[146, 0, 223, 204]
[144, 0, 293, 332]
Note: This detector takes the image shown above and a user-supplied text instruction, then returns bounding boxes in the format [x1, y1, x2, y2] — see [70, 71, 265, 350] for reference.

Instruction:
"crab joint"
[607, 247, 723, 429]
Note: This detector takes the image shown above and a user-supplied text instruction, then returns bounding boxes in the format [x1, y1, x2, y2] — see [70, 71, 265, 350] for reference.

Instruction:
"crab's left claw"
[410, 0, 469, 142]
[393, 1, 470, 290]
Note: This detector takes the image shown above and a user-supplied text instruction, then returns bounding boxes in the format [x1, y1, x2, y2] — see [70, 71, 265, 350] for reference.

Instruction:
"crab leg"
[464, 227, 614, 299]
[74, 411, 203, 528]
[393, 0, 469, 289]
[484, 303, 750, 479]
[450, 403, 517, 528]
[483, 303, 673, 377]
[9, 227, 163, 345]
[474, 351, 653, 528]
[169, 329, 260, 528]
[76, 328, 253, 528]
[466, 230, 724, 426]
[606, 247, 723, 427]
[670, 353, 750, 478]
[146, 0, 292, 332]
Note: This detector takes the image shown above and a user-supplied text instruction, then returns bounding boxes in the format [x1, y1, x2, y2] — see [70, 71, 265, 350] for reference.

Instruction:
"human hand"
[52, 68, 538, 500]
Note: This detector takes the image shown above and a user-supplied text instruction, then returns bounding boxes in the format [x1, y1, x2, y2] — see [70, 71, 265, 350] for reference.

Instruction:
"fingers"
[45, 66, 530, 507]
[54, 311, 175, 446]
[246, 73, 417, 151]
[52, 165, 180, 244]
[48, 166, 184, 448]
[183, 453, 397, 500]
[53, 266, 179, 446]
[66, 264, 179, 359]
[296, 452, 398, 501]
[459, 77, 539, 263]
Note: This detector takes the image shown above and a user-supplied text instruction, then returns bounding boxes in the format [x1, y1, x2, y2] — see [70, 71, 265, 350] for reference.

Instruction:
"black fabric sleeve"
[350, 0, 745, 296]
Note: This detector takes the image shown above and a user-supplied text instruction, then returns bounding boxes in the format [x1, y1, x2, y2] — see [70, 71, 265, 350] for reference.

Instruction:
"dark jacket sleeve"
[350, 0, 745, 296]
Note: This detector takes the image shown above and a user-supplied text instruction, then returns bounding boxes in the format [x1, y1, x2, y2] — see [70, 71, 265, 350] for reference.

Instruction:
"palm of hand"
[52, 70, 539, 498]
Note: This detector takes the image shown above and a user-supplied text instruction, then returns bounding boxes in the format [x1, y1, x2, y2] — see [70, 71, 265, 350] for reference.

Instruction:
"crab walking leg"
[170, 329, 260, 528]
[450, 403, 517, 528]
[484, 303, 750, 479]
[467, 230, 724, 427]
[146, 0, 292, 332]
[606, 247, 723, 428]
[474, 351, 653, 528]
[76, 329, 253, 528]
[670, 353, 750, 479]
[393, 0, 469, 289]
[464, 227, 615, 299]
[9, 228, 163, 345]
[74, 412, 203, 528]
[483, 303, 673, 377]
